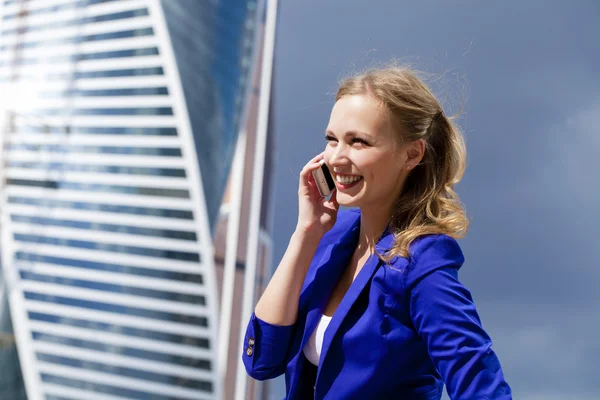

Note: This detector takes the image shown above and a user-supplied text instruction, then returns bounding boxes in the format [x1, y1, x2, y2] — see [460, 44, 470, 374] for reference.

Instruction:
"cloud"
[271, 1, 600, 398]
[458, 102, 600, 399]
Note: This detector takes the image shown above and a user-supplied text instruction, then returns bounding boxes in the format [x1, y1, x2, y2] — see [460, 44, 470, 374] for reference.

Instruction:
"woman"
[242, 66, 512, 399]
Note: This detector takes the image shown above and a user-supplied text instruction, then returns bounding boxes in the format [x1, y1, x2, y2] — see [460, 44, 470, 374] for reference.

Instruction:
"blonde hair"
[336, 65, 469, 260]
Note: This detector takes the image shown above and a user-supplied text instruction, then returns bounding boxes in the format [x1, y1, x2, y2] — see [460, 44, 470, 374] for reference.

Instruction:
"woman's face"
[324, 94, 411, 211]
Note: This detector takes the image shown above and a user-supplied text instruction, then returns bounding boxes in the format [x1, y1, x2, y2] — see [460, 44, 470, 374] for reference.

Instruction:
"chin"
[336, 192, 363, 208]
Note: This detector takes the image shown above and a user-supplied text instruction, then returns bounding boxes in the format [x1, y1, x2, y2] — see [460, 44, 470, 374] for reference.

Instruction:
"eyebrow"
[325, 130, 374, 139]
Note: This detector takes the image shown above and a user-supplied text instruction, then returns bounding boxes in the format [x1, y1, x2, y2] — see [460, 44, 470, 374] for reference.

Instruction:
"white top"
[302, 314, 332, 366]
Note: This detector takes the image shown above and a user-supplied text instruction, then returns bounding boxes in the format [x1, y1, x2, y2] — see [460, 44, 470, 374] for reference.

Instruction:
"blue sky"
[268, 1, 599, 398]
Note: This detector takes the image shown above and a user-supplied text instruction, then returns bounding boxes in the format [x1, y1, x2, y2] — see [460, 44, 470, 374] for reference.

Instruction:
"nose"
[328, 143, 349, 168]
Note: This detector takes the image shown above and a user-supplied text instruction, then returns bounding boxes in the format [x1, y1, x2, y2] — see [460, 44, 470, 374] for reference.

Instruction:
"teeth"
[336, 175, 362, 185]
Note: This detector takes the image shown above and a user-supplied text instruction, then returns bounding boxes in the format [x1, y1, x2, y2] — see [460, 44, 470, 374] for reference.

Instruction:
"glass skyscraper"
[0, 0, 262, 399]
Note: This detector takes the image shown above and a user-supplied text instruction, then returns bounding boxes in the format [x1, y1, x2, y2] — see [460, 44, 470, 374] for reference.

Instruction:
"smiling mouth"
[335, 174, 363, 189]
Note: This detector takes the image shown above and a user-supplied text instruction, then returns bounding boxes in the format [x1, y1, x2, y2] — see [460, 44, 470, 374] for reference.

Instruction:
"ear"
[405, 139, 425, 169]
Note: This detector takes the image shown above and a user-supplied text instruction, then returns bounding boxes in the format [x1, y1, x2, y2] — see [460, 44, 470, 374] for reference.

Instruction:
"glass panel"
[11, 215, 196, 240]
[0, 28, 153, 51]
[32, 333, 211, 370]
[0, 290, 27, 399]
[159, 0, 258, 231]
[41, 373, 192, 399]
[15, 48, 159, 66]
[67, 67, 164, 79]
[6, 179, 190, 199]
[2, 9, 150, 35]
[24, 292, 208, 326]
[8, 162, 186, 178]
[40, 87, 169, 97]
[28, 312, 209, 348]
[31, 107, 173, 116]
[37, 353, 213, 390]
[7, 197, 194, 219]
[8, 144, 181, 156]
[16, 252, 204, 284]
[3, 0, 120, 21]
[14, 234, 200, 262]
[19, 270, 206, 305]
[46, 395, 76, 400]
[15, 126, 175, 136]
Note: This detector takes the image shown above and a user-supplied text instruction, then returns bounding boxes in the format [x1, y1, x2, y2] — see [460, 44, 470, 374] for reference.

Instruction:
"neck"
[357, 203, 394, 254]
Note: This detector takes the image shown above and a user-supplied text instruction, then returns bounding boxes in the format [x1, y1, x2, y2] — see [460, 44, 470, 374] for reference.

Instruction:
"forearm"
[255, 229, 322, 326]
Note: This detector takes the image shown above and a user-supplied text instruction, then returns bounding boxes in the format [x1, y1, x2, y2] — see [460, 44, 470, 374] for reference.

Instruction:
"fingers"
[301, 161, 322, 176]
[308, 152, 325, 165]
[303, 152, 324, 172]
[299, 152, 325, 185]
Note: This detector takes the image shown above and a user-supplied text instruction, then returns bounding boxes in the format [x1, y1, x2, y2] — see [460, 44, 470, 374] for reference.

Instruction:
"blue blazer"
[242, 209, 512, 399]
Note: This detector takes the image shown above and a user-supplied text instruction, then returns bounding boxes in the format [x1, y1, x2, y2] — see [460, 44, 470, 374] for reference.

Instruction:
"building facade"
[213, 46, 277, 400]
[0, 255, 28, 400]
[0, 0, 263, 399]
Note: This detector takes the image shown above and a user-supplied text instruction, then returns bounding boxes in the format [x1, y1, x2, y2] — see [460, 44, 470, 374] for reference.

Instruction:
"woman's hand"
[296, 153, 339, 237]
[255, 153, 337, 325]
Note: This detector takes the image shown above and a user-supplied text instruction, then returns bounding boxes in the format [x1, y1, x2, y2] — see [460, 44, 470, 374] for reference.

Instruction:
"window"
[11, 215, 196, 240]
[32, 333, 211, 370]
[2, 9, 150, 35]
[8, 162, 186, 178]
[41, 87, 169, 97]
[8, 144, 181, 156]
[13, 214, 195, 239]
[3, 0, 120, 21]
[15, 125, 175, 136]
[14, 234, 200, 262]
[31, 107, 173, 116]
[67, 67, 164, 79]
[28, 311, 209, 348]
[37, 353, 213, 391]
[19, 270, 206, 305]
[25, 292, 208, 326]
[8, 197, 193, 219]
[17, 252, 203, 284]
[14, 48, 159, 66]
[7, 179, 190, 199]
[41, 374, 203, 399]
[0, 28, 153, 51]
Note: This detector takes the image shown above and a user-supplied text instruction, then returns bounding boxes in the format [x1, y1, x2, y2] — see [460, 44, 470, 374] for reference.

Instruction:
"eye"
[325, 135, 337, 142]
[351, 138, 369, 146]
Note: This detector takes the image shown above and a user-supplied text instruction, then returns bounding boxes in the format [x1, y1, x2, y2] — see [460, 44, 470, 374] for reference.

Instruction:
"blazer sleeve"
[242, 209, 360, 381]
[407, 236, 512, 400]
[242, 312, 297, 380]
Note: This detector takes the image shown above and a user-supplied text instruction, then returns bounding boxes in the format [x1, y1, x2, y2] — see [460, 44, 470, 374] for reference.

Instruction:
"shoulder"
[387, 234, 465, 291]
[410, 234, 464, 267]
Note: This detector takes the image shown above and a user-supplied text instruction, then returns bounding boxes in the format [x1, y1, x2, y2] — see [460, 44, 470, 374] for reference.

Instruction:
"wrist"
[292, 226, 324, 246]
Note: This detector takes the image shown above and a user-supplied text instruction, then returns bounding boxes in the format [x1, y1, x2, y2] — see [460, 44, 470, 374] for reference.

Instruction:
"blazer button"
[248, 337, 255, 346]
[246, 346, 253, 356]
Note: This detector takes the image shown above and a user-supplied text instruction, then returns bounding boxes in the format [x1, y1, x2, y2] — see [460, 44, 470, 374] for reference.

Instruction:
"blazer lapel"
[316, 226, 396, 381]
[300, 216, 361, 352]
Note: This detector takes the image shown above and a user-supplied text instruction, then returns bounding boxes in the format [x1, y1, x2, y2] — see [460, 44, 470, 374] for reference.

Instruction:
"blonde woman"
[242, 66, 512, 399]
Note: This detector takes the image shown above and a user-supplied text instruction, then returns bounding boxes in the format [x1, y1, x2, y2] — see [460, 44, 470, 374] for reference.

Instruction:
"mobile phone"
[311, 160, 336, 197]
